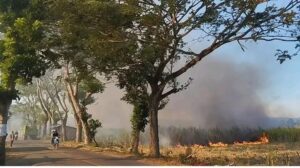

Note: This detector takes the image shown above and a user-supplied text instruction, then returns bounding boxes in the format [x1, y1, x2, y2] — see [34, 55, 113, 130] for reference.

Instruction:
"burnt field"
[141, 141, 300, 165]
[65, 127, 300, 166]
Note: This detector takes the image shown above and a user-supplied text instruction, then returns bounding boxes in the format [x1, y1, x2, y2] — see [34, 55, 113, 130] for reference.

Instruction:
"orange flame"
[234, 132, 269, 145]
[208, 141, 228, 147]
[175, 133, 269, 148]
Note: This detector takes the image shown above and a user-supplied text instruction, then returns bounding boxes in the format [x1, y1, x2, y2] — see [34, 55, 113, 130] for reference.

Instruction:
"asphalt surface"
[6, 140, 148, 166]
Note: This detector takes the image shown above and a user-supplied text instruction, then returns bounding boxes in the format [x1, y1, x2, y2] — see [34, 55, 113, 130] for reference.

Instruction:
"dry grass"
[61, 141, 183, 165]
[61, 141, 300, 166]
[154, 143, 300, 165]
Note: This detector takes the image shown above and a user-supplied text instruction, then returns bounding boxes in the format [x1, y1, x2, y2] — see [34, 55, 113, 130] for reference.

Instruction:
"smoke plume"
[89, 58, 273, 129]
[160, 58, 272, 129]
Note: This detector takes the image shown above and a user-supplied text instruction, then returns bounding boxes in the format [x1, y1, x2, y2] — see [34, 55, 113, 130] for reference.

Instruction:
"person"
[51, 129, 59, 149]
[14, 131, 18, 141]
[9, 131, 15, 147]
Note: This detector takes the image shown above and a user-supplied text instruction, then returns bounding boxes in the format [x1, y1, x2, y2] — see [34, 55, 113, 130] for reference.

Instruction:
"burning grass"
[138, 142, 300, 165]
[62, 128, 300, 165]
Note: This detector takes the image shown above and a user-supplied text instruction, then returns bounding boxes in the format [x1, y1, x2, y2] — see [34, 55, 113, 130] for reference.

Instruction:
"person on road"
[51, 129, 60, 149]
[14, 131, 18, 141]
[9, 131, 15, 147]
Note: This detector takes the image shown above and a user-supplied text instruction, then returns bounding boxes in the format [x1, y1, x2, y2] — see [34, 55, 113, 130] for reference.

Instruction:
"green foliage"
[80, 77, 105, 95]
[131, 101, 148, 133]
[88, 118, 102, 146]
[0, 0, 50, 102]
[116, 1, 300, 156]
[44, 0, 136, 73]
[88, 118, 102, 140]
[119, 0, 300, 106]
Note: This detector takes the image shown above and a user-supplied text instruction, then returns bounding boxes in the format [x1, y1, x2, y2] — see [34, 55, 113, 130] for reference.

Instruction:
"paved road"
[6, 140, 148, 166]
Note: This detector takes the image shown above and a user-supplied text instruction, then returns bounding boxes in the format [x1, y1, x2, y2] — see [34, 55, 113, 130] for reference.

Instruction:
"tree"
[130, 102, 148, 154]
[88, 118, 102, 147]
[120, 0, 300, 157]
[118, 73, 149, 154]
[37, 79, 60, 136]
[0, 0, 50, 164]
[36, 71, 70, 141]
[42, 0, 135, 144]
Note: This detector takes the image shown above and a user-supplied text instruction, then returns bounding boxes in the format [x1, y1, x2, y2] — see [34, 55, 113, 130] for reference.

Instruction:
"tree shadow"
[6, 156, 65, 166]
[9, 146, 50, 152]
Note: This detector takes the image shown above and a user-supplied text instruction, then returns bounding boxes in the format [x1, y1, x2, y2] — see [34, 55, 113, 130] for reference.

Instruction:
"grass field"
[62, 127, 300, 165]
[62, 141, 300, 166]
[158, 142, 300, 165]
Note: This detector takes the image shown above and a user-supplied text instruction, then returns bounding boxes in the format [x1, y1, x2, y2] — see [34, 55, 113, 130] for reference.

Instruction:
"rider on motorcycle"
[51, 129, 60, 148]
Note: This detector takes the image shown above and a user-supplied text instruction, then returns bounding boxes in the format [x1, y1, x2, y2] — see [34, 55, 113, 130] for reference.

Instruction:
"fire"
[207, 133, 269, 147]
[208, 141, 228, 147]
[234, 132, 269, 145]
[259, 132, 269, 144]
[174, 133, 269, 149]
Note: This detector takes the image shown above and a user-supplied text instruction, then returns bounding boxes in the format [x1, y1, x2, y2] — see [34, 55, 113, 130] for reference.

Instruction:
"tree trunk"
[48, 119, 52, 136]
[93, 138, 99, 147]
[131, 130, 140, 154]
[70, 103, 91, 144]
[63, 65, 91, 144]
[73, 112, 82, 142]
[43, 118, 48, 138]
[65, 82, 91, 144]
[53, 118, 58, 125]
[61, 119, 67, 142]
[0, 99, 12, 165]
[76, 122, 82, 143]
[0, 136, 6, 165]
[39, 125, 43, 138]
[81, 117, 91, 144]
[149, 97, 160, 157]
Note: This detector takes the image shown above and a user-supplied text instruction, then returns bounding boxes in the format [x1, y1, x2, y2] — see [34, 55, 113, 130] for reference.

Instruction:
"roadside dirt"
[6, 140, 151, 166]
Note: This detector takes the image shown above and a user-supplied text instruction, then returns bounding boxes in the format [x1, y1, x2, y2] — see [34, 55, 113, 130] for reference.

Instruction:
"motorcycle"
[52, 136, 59, 149]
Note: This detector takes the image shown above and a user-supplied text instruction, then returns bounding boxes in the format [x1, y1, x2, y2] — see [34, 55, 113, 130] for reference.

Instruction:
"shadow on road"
[9, 147, 50, 152]
[7, 156, 64, 166]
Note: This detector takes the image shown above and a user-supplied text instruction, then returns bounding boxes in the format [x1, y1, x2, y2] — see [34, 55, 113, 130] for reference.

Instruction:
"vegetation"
[158, 142, 300, 165]
[0, 0, 50, 164]
[115, 0, 300, 157]
[1, 0, 300, 165]
[130, 102, 149, 154]
[60, 127, 300, 166]
[88, 118, 102, 147]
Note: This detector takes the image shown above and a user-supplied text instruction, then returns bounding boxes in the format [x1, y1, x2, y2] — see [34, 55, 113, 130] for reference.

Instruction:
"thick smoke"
[89, 58, 275, 130]
[159, 58, 272, 129]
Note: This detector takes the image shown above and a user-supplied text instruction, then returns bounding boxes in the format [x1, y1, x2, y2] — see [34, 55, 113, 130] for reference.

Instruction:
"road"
[6, 140, 148, 166]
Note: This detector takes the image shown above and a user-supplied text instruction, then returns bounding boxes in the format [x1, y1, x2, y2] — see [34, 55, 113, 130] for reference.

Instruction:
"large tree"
[42, 0, 136, 144]
[0, 0, 50, 164]
[119, 0, 300, 157]
[36, 72, 70, 141]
